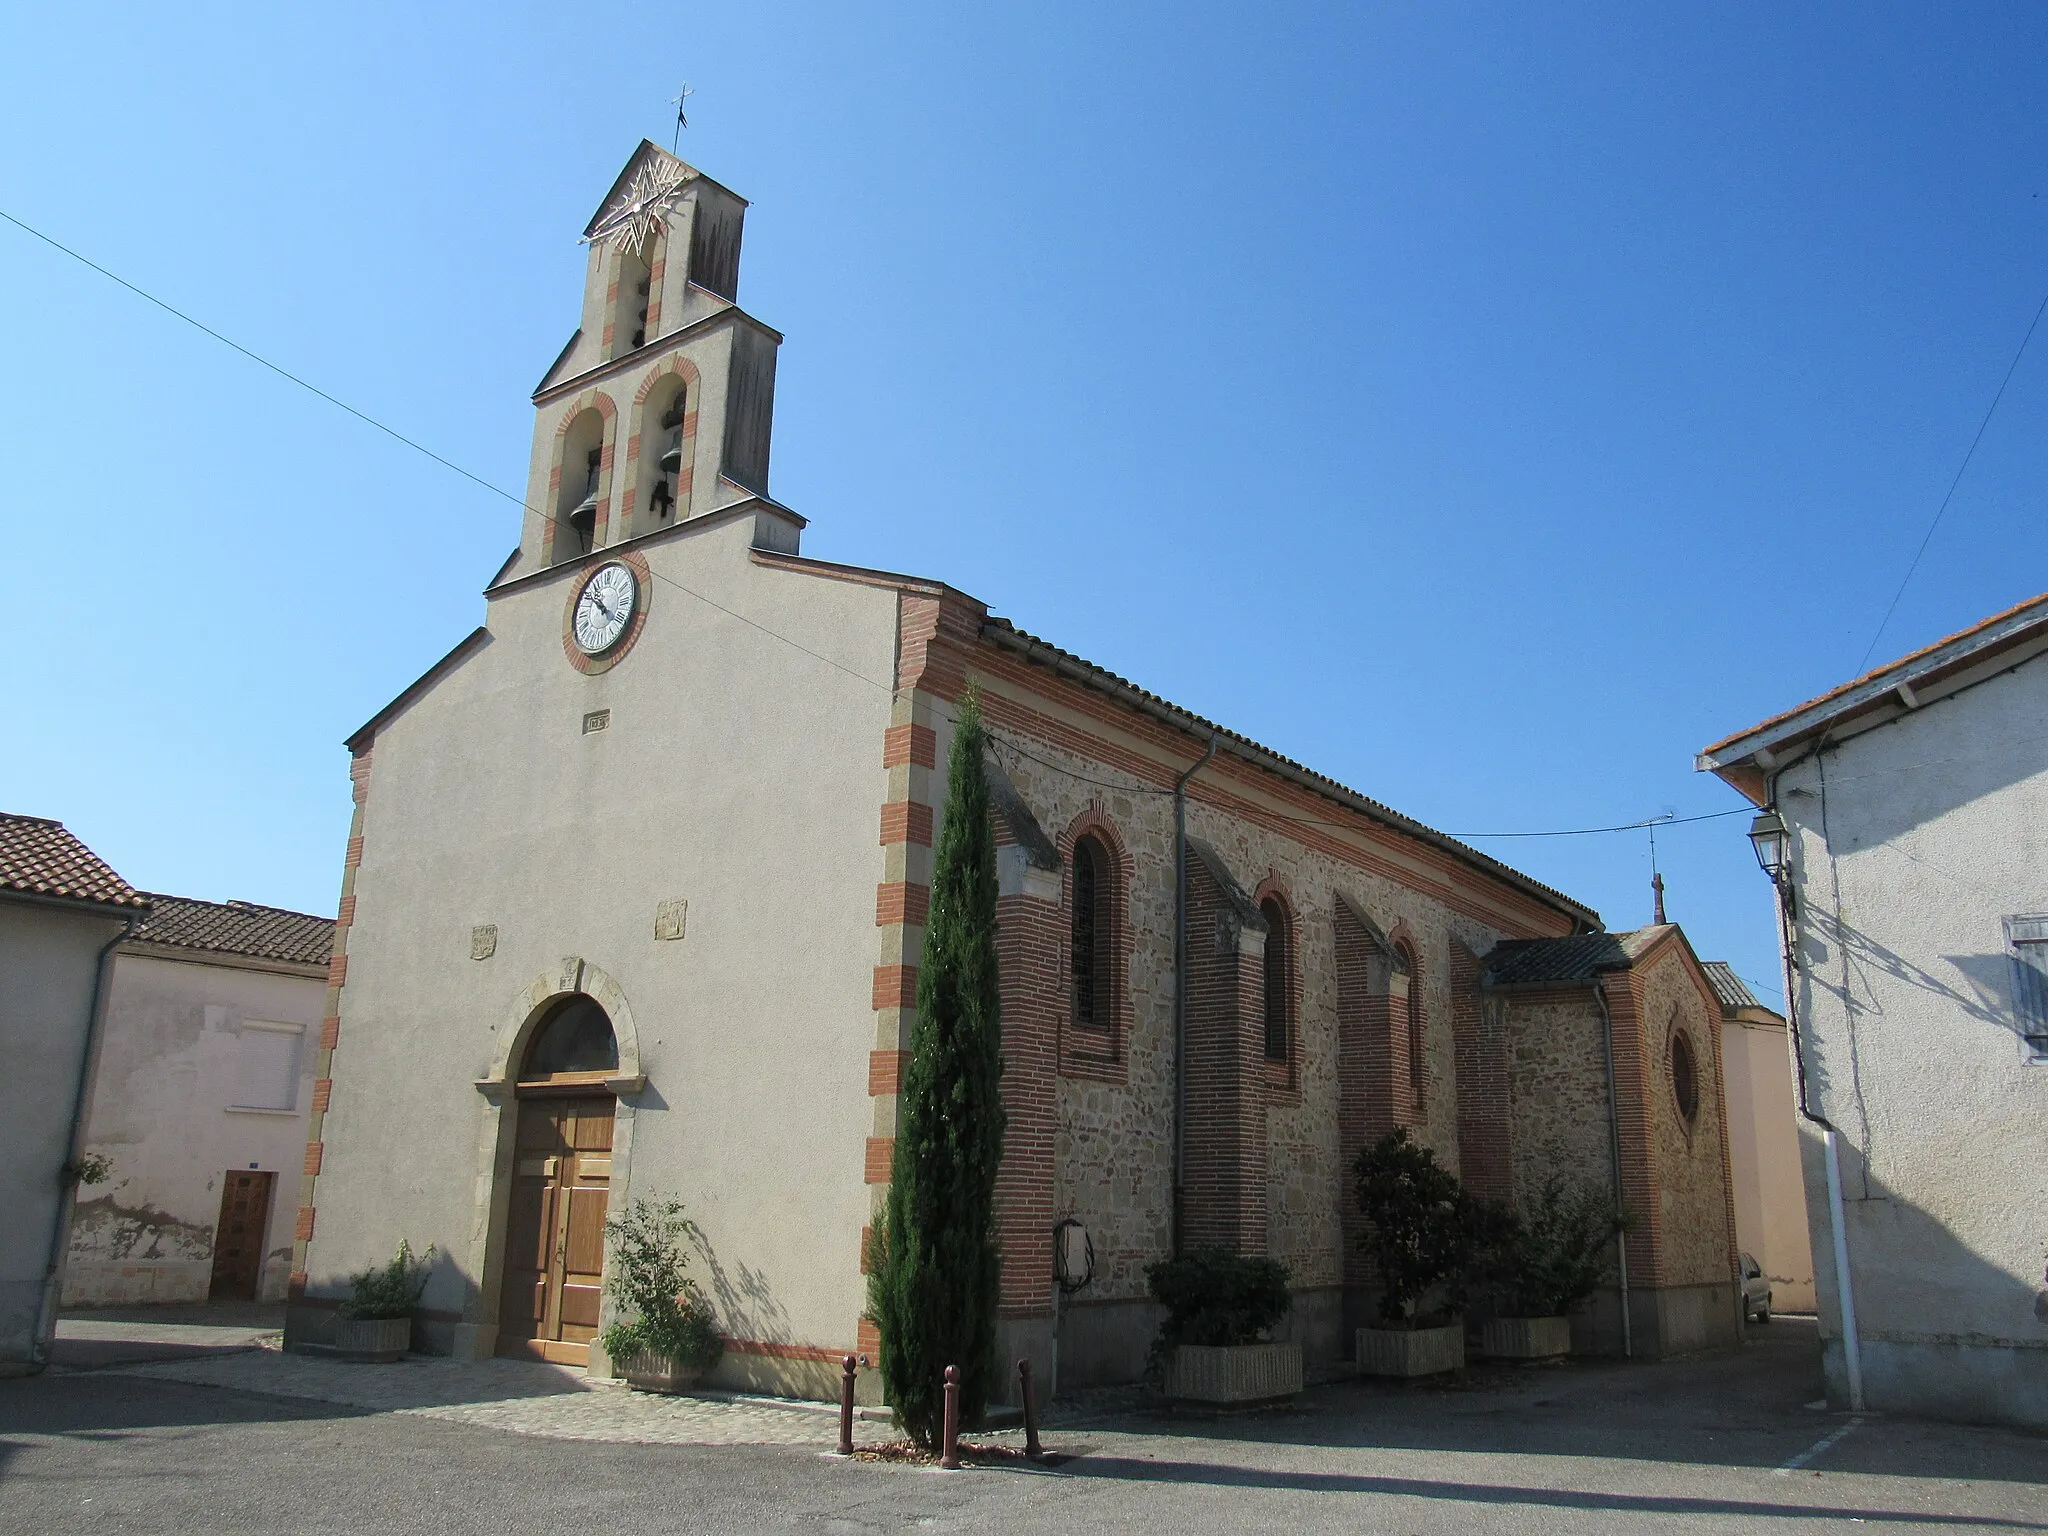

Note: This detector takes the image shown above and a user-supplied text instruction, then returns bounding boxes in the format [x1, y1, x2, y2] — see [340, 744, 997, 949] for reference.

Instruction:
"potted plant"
[335, 1241, 434, 1362]
[599, 1198, 723, 1394]
[1145, 1249, 1300, 1406]
[1481, 1175, 1632, 1360]
[1353, 1129, 1496, 1377]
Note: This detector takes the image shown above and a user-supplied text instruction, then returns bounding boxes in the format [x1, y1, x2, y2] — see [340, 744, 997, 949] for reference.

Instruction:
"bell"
[658, 426, 684, 475]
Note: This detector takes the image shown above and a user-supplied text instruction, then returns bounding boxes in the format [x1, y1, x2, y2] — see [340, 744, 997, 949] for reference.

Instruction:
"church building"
[288, 143, 1744, 1396]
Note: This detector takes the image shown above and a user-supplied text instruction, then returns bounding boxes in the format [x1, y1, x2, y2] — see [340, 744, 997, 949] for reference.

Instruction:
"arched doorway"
[497, 994, 620, 1364]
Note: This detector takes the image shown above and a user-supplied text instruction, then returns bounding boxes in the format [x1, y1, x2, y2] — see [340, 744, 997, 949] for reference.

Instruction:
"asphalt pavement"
[4, 1316, 2043, 1534]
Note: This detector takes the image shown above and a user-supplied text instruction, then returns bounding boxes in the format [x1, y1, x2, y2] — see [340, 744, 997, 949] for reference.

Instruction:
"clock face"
[572, 562, 638, 655]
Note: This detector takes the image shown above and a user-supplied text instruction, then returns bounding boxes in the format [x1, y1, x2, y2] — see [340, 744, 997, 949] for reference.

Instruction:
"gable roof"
[581, 141, 745, 241]
[130, 893, 335, 968]
[1698, 589, 2048, 802]
[0, 814, 146, 911]
[1701, 960, 1757, 1013]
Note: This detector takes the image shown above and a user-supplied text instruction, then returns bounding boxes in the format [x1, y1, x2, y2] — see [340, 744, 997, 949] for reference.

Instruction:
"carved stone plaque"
[470, 924, 497, 961]
[654, 899, 688, 942]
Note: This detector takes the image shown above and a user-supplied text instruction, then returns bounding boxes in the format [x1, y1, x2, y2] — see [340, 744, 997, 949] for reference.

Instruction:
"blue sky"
[4, 3, 2045, 1005]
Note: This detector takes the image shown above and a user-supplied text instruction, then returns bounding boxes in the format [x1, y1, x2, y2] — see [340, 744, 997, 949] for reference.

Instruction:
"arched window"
[1071, 834, 1110, 1031]
[1395, 940, 1425, 1110]
[520, 995, 619, 1081]
[1260, 897, 1291, 1062]
[646, 383, 687, 527]
[1670, 1028, 1700, 1125]
[554, 407, 608, 561]
[612, 243, 653, 355]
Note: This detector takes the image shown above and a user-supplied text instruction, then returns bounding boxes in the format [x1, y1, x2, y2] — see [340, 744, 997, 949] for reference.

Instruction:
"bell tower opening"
[554, 410, 607, 561]
[611, 242, 654, 357]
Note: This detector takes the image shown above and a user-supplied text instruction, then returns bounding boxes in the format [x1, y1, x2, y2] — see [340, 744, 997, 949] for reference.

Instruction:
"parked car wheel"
[1752, 1303, 1770, 1324]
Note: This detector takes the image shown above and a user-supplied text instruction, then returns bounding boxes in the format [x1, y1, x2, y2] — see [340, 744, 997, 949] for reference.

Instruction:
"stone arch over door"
[458, 957, 648, 1367]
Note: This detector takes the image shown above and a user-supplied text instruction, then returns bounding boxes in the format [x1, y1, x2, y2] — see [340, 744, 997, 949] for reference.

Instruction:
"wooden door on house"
[498, 1096, 614, 1364]
[208, 1170, 275, 1301]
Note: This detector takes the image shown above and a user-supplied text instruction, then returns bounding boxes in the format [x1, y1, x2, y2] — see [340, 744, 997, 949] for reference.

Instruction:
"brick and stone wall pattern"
[1638, 947, 1737, 1288]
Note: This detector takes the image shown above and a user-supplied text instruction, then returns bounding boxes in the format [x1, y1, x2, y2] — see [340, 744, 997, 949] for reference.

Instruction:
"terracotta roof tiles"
[0, 814, 146, 910]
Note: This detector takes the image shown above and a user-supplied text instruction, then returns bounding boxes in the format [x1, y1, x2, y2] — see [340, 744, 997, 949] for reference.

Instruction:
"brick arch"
[1385, 921, 1428, 1112]
[621, 356, 703, 538]
[544, 390, 621, 556]
[1057, 805, 1132, 1076]
[1251, 877, 1299, 1077]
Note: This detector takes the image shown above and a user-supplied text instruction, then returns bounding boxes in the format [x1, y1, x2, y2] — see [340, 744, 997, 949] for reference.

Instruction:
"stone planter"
[620, 1349, 705, 1395]
[1480, 1316, 1573, 1360]
[1356, 1320, 1464, 1377]
[333, 1315, 411, 1363]
[1162, 1341, 1302, 1405]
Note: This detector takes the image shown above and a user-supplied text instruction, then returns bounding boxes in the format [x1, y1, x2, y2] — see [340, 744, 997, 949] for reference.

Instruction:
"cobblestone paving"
[100, 1348, 1026, 1449]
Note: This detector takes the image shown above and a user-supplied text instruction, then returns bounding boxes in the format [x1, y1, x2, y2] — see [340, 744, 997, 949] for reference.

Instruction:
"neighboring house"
[1705, 961, 1816, 1314]
[64, 895, 334, 1307]
[0, 814, 147, 1373]
[1700, 592, 2048, 1429]
[289, 142, 1742, 1396]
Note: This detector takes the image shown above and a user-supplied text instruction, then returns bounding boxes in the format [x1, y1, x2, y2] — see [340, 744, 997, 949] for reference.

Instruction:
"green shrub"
[338, 1240, 435, 1321]
[867, 690, 1007, 1449]
[1145, 1250, 1292, 1358]
[1491, 1175, 1632, 1319]
[598, 1198, 723, 1370]
[1353, 1128, 1501, 1327]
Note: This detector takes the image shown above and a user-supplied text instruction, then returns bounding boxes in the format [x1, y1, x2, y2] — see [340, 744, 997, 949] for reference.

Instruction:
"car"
[1740, 1251, 1772, 1323]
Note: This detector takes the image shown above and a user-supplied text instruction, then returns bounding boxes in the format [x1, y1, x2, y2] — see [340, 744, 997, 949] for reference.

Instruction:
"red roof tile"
[0, 814, 146, 910]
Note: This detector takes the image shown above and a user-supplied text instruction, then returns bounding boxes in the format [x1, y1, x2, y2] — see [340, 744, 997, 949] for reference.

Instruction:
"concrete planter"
[1356, 1320, 1465, 1377]
[333, 1316, 411, 1363]
[621, 1350, 705, 1395]
[1480, 1316, 1573, 1360]
[1163, 1341, 1303, 1405]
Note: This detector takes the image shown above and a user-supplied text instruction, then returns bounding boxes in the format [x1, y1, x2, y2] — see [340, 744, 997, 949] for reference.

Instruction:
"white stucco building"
[1700, 592, 2048, 1429]
[64, 895, 334, 1306]
[0, 814, 147, 1373]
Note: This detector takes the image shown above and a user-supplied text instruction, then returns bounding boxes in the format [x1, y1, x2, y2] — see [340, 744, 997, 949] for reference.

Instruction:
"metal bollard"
[838, 1353, 857, 1456]
[1018, 1357, 1042, 1459]
[940, 1364, 961, 1469]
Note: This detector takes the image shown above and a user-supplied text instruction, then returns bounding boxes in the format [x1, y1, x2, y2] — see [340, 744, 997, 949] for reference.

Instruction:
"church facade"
[288, 143, 1743, 1397]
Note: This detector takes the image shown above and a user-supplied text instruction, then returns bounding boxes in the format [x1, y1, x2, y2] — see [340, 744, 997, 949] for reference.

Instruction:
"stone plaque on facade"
[654, 898, 687, 942]
[470, 924, 497, 960]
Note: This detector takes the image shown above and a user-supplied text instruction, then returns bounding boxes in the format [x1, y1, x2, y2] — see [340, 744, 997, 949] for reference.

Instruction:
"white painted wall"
[64, 951, 323, 1306]
[306, 511, 898, 1370]
[1775, 650, 2048, 1425]
[0, 899, 126, 1367]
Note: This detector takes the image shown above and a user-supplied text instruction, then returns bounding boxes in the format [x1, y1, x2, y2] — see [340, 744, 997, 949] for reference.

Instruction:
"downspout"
[1592, 978, 1633, 1360]
[1768, 764, 1864, 1411]
[32, 907, 143, 1370]
[1171, 731, 1219, 1257]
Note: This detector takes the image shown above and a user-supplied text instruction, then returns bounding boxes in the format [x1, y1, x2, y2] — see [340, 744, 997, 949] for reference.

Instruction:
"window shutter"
[2004, 916, 2048, 1060]
[234, 1026, 302, 1110]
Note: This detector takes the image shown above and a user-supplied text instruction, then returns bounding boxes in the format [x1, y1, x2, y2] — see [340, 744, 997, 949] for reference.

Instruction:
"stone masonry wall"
[1637, 945, 1738, 1290]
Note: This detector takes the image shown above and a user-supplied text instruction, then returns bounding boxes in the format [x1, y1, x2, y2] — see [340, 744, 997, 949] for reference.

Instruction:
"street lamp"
[1748, 809, 1791, 894]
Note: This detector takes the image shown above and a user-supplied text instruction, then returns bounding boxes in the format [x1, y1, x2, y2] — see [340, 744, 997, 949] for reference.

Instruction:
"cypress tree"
[867, 690, 1007, 1448]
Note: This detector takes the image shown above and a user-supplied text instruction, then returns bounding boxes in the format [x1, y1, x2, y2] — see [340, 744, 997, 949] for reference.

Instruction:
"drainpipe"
[1171, 731, 1218, 1257]
[1592, 978, 1633, 1360]
[1766, 780, 1864, 1410]
[32, 907, 143, 1370]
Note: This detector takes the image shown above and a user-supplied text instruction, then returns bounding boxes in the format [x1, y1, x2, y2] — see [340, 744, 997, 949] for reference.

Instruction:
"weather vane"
[669, 83, 695, 152]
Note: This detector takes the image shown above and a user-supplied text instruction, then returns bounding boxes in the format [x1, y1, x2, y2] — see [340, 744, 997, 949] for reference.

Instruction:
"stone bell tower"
[504, 141, 791, 582]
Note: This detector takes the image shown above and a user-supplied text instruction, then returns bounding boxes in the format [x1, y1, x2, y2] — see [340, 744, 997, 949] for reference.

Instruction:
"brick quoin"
[856, 1317, 882, 1360]
[1603, 971, 1663, 1285]
[882, 722, 937, 769]
[344, 836, 364, 869]
[303, 1142, 323, 1176]
[336, 895, 355, 927]
[868, 1050, 907, 1096]
[326, 954, 348, 988]
[319, 1016, 340, 1050]
[295, 1206, 316, 1241]
[311, 1079, 332, 1113]
[872, 965, 918, 1011]
[878, 801, 934, 847]
[863, 1137, 894, 1184]
[874, 882, 930, 928]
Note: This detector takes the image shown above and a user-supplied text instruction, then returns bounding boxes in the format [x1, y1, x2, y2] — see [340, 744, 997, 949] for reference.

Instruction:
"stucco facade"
[1702, 594, 2048, 1429]
[64, 908, 330, 1306]
[1715, 980, 1817, 1314]
[293, 143, 1744, 1400]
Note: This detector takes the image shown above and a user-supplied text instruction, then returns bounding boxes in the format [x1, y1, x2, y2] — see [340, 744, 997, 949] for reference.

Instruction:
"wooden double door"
[498, 1095, 614, 1364]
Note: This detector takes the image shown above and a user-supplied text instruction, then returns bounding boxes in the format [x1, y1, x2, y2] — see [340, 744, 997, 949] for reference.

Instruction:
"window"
[521, 995, 619, 1079]
[232, 1023, 302, 1111]
[2005, 916, 2048, 1061]
[1260, 897, 1290, 1062]
[1395, 941, 1425, 1109]
[1071, 835, 1110, 1030]
[1670, 1029, 1700, 1125]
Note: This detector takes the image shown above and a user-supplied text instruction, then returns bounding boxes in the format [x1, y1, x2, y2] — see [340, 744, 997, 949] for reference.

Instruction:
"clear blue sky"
[5, 4, 2045, 1007]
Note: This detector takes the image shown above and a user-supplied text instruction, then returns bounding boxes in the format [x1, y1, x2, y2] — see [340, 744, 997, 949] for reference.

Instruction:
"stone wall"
[1636, 944, 1738, 1292]
[1502, 990, 1614, 1211]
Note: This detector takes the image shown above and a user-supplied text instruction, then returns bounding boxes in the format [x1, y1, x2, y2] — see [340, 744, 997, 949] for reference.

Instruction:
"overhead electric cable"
[1858, 284, 2048, 674]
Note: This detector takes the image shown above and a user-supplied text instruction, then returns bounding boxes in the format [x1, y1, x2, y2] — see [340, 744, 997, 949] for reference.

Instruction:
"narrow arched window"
[1396, 941, 1425, 1109]
[1260, 897, 1290, 1062]
[1071, 835, 1110, 1030]
[1671, 1029, 1700, 1125]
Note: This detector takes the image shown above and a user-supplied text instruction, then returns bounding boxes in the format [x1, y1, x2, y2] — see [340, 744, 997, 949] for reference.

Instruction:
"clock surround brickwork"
[561, 549, 653, 676]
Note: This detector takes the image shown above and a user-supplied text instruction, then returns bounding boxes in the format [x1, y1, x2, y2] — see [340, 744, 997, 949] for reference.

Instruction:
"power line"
[1, 203, 1753, 849]
[1858, 284, 2048, 675]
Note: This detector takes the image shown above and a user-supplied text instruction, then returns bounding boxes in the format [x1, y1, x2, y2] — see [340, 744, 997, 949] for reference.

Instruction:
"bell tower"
[504, 142, 793, 580]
